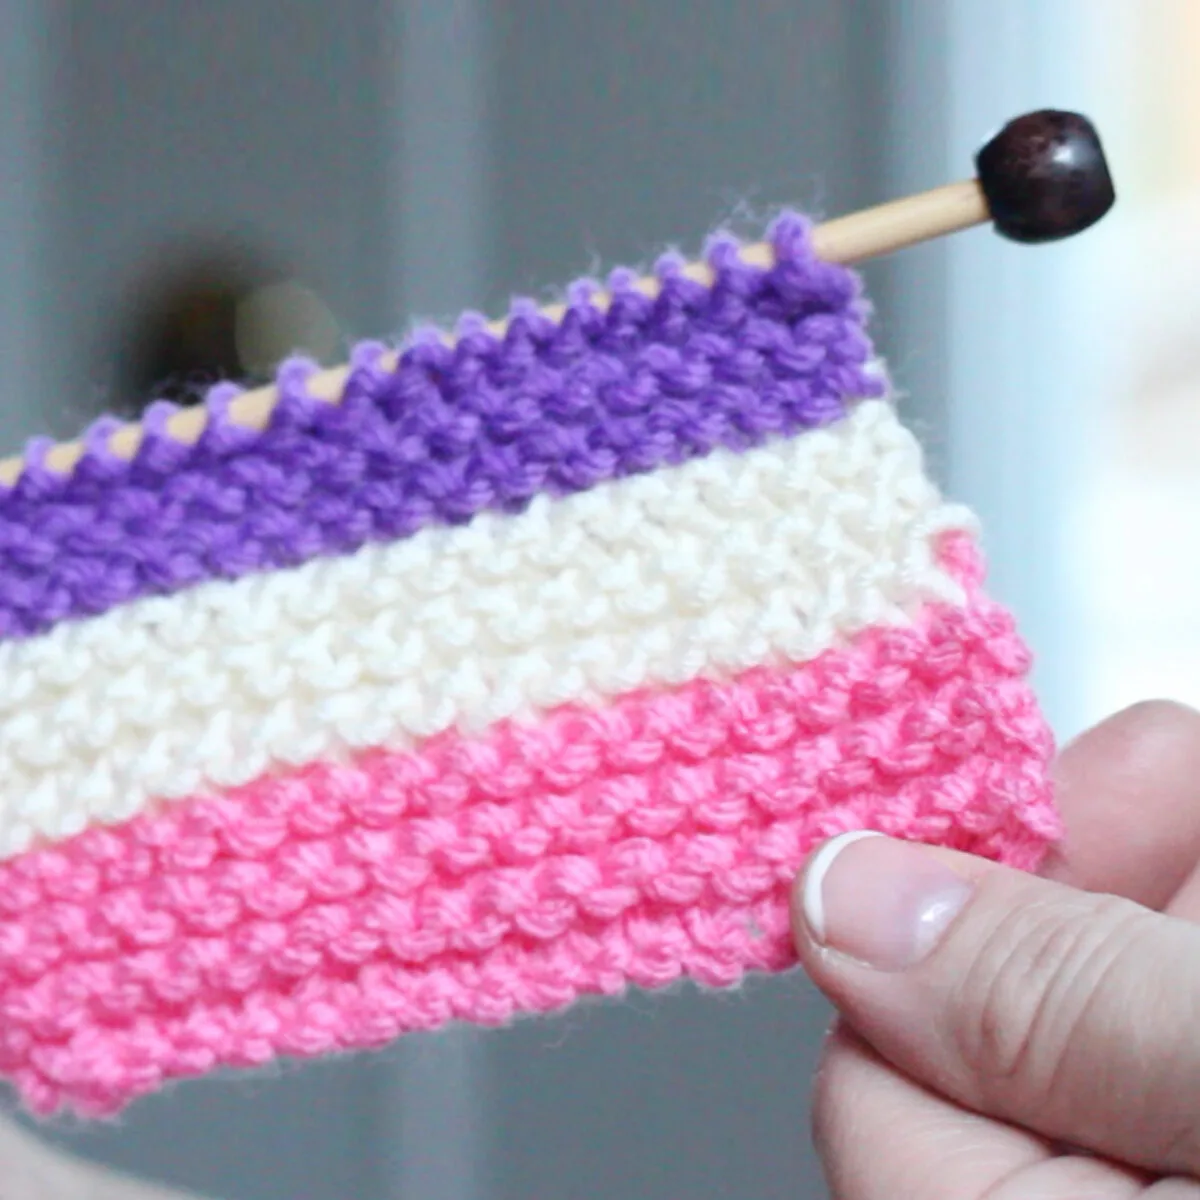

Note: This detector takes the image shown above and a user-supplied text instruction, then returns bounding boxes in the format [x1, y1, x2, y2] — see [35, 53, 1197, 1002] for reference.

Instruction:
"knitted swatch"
[0, 214, 1059, 1117]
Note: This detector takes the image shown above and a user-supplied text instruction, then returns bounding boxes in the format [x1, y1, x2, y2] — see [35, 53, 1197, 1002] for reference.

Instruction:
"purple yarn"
[0, 213, 885, 640]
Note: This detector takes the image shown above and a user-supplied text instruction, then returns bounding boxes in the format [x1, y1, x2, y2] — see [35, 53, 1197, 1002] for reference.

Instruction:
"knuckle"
[1108, 699, 1200, 772]
[1114, 698, 1200, 741]
[948, 886, 1154, 1112]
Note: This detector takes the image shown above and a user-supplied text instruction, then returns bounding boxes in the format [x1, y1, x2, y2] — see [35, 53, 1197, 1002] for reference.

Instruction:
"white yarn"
[0, 400, 976, 858]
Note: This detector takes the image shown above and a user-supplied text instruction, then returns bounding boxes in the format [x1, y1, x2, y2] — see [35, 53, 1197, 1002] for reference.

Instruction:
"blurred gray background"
[0, 1, 1114, 1197]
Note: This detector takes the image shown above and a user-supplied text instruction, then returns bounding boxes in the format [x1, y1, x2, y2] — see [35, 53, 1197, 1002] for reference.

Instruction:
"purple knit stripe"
[0, 213, 884, 641]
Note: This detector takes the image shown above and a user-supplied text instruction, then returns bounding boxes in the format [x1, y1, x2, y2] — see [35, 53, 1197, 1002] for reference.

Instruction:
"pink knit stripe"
[0, 535, 1058, 1116]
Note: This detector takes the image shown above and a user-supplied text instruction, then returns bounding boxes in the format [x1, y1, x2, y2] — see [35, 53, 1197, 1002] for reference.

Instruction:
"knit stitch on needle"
[0, 213, 1059, 1117]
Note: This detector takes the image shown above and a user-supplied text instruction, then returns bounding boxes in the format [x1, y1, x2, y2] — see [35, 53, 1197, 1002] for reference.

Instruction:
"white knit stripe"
[0, 399, 976, 858]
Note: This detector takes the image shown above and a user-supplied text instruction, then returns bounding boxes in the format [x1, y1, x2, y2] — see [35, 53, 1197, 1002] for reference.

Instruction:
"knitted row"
[0, 215, 882, 642]
[0, 535, 1058, 1117]
[0, 400, 973, 858]
[0, 214, 1061, 1119]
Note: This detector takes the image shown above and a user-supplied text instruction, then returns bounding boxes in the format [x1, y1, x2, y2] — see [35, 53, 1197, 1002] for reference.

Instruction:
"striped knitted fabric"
[0, 213, 1059, 1117]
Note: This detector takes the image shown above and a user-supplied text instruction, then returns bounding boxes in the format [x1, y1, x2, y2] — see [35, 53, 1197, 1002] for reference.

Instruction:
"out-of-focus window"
[1075, 2, 1200, 724]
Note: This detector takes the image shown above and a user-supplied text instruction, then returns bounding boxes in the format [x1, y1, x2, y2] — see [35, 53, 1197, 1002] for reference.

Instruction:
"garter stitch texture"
[0, 217, 880, 641]
[0, 213, 1059, 1117]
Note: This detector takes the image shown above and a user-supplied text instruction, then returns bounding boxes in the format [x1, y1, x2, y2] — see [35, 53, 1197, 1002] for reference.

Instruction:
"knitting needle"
[0, 108, 1113, 488]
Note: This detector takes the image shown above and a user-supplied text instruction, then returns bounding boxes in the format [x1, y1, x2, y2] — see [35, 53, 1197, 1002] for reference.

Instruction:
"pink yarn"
[0, 535, 1058, 1116]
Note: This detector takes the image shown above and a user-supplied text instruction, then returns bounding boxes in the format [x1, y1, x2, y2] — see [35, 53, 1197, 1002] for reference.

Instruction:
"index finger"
[1039, 700, 1200, 910]
[812, 1021, 1147, 1200]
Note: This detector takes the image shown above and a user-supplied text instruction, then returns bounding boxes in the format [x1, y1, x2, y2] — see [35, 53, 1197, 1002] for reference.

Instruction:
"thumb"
[792, 832, 1200, 1178]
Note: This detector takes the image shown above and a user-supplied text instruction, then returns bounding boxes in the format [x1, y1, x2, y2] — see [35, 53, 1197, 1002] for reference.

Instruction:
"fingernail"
[801, 832, 973, 970]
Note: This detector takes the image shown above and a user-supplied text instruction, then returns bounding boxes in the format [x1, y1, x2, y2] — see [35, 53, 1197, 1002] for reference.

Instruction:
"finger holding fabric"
[799, 701, 1200, 1197]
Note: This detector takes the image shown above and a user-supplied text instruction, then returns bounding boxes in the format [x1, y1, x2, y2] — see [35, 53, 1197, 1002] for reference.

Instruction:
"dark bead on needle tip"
[975, 110, 1115, 244]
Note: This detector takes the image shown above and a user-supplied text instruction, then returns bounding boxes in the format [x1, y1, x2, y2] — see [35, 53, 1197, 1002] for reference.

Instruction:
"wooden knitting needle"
[0, 108, 1113, 488]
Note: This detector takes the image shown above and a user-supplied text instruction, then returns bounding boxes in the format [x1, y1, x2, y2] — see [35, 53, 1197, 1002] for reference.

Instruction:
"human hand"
[796, 700, 1200, 1198]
